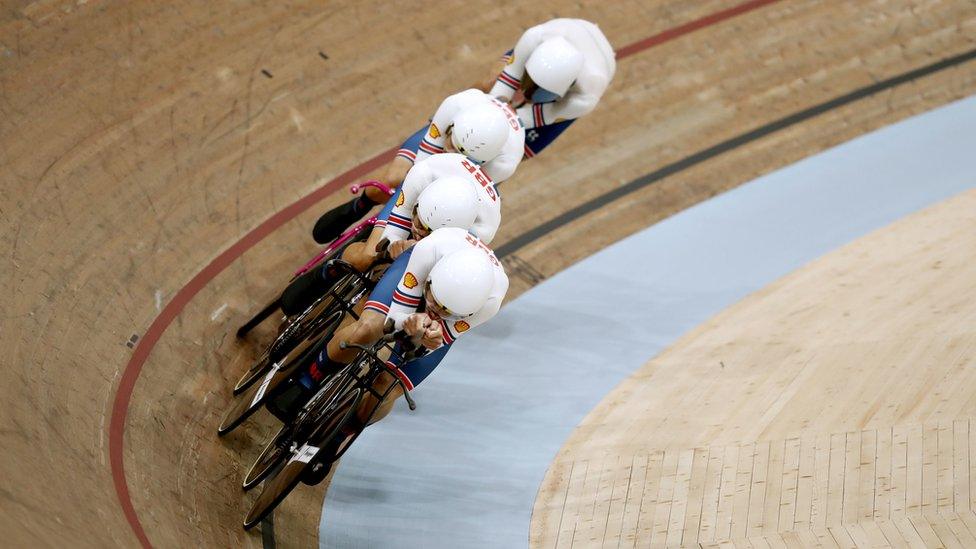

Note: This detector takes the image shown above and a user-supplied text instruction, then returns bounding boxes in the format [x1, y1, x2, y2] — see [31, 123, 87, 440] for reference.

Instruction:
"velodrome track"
[2, 1, 976, 547]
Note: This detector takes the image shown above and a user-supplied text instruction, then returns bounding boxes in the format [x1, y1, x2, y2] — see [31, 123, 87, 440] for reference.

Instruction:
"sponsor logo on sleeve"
[396, 192, 405, 207]
[403, 272, 418, 289]
[454, 320, 470, 333]
[507, 55, 514, 65]
[429, 124, 440, 138]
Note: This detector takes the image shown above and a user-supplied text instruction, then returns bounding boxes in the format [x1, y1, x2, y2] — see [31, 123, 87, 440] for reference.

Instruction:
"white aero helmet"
[428, 247, 495, 317]
[416, 177, 479, 233]
[451, 103, 509, 163]
[525, 36, 584, 97]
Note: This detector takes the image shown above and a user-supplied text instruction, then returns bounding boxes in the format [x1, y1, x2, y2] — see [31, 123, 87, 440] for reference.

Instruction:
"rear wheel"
[237, 297, 282, 338]
[242, 388, 362, 529]
[242, 425, 291, 491]
[218, 364, 290, 436]
[232, 352, 271, 395]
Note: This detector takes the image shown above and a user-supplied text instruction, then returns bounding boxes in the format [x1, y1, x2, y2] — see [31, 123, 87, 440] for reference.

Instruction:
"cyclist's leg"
[325, 248, 414, 363]
[310, 126, 425, 244]
[279, 231, 368, 316]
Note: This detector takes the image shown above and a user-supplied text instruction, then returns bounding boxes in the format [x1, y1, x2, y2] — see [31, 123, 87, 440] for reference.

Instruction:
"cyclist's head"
[426, 247, 494, 318]
[525, 36, 583, 97]
[449, 103, 509, 163]
[412, 177, 479, 240]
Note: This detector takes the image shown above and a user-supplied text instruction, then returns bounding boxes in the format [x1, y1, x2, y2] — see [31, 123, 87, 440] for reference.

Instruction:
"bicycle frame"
[292, 180, 394, 278]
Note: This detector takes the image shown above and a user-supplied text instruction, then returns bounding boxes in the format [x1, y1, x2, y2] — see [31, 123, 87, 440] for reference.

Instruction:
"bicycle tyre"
[242, 387, 362, 529]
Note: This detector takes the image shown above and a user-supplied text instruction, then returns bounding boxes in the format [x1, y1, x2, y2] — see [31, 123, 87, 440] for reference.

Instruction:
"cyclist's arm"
[488, 26, 546, 101]
[482, 138, 523, 184]
[414, 95, 460, 163]
[385, 236, 438, 330]
[515, 89, 597, 129]
[381, 162, 432, 243]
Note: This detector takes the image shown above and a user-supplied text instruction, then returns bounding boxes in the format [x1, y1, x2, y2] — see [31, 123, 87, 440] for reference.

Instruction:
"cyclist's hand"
[389, 239, 416, 259]
[403, 313, 431, 341]
[420, 319, 443, 350]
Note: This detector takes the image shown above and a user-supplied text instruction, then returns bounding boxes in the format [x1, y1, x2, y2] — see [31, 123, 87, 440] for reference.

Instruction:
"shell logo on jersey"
[396, 192, 405, 207]
[507, 55, 514, 65]
[454, 320, 470, 333]
[429, 124, 441, 139]
[403, 272, 418, 289]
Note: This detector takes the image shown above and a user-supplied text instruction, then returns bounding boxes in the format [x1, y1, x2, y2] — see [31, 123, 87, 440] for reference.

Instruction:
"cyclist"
[312, 89, 523, 244]
[279, 152, 501, 318]
[298, 228, 507, 477]
[488, 18, 615, 158]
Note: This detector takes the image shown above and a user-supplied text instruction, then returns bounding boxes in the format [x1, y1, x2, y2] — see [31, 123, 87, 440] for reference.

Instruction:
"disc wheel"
[218, 364, 292, 436]
[232, 352, 271, 395]
[242, 425, 291, 491]
[242, 388, 361, 529]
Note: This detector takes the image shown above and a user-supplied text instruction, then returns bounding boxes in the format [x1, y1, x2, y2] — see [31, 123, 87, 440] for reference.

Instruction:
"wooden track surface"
[1, 0, 975, 546]
[532, 190, 976, 547]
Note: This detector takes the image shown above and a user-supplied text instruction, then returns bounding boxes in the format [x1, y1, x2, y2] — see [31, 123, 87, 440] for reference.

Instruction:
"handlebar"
[339, 334, 419, 411]
[350, 179, 395, 197]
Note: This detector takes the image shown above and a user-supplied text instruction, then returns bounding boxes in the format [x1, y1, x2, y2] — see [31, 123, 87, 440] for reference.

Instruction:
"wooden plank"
[795, 529, 824, 548]
[618, 453, 649, 548]
[794, 434, 816, 532]
[778, 437, 800, 533]
[634, 450, 666, 547]
[875, 426, 893, 522]
[891, 425, 910, 517]
[859, 429, 877, 521]
[680, 446, 711, 546]
[533, 459, 573, 547]
[811, 432, 832, 535]
[715, 444, 741, 542]
[891, 515, 928, 549]
[762, 439, 785, 537]
[859, 520, 894, 548]
[603, 454, 634, 547]
[650, 449, 680, 545]
[764, 532, 787, 549]
[665, 448, 696, 547]
[925, 514, 962, 549]
[826, 525, 856, 548]
[907, 514, 948, 548]
[920, 423, 939, 516]
[952, 421, 970, 514]
[954, 511, 976, 542]
[906, 425, 923, 516]
[876, 519, 910, 549]
[572, 454, 609, 547]
[747, 441, 771, 538]
[943, 513, 976, 547]
[938, 423, 954, 516]
[970, 418, 976, 514]
[554, 459, 588, 549]
[583, 454, 617, 546]
[699, 446, 726, 543]
[826, 432, 847, 528]
[842, 430, 861, 525]
[844, 522, 872, 548]
[731, 443, 756, 540]
[779, 531, 805, 549]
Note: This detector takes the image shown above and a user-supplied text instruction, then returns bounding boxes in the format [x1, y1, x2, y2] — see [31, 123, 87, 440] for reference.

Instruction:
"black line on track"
[496, 46, 976, 259]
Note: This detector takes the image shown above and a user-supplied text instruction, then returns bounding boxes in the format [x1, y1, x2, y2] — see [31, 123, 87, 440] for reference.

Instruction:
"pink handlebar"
[350, 180, 394, 197]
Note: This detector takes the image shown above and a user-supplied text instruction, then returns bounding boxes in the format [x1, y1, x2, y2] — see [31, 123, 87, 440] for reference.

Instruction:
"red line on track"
[107, 1, 782, 545]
